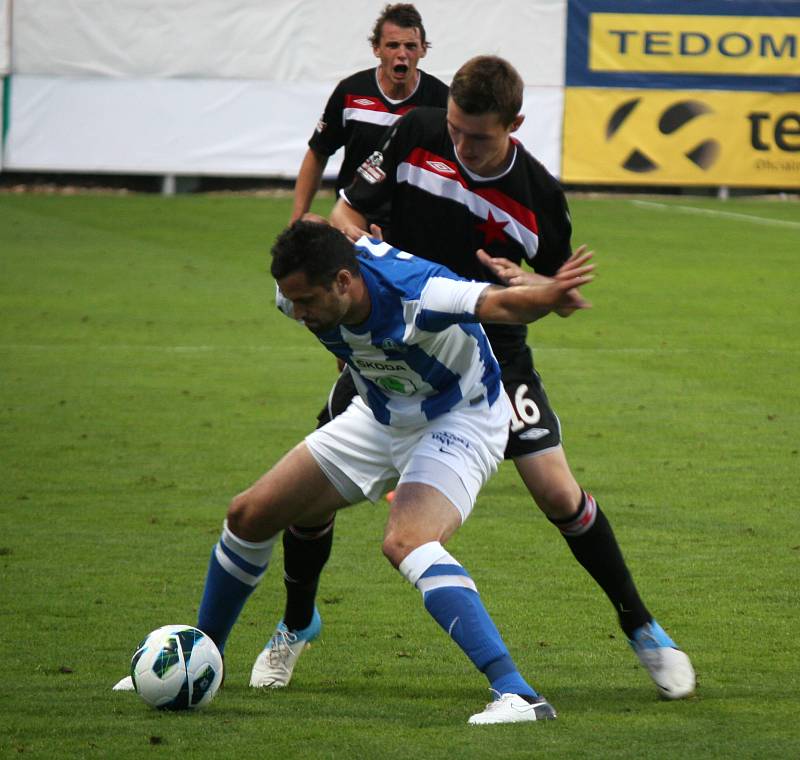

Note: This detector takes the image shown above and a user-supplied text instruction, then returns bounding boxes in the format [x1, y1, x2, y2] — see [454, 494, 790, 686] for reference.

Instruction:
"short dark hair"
[449, 56, 523, 127]
[270, 221, 360, 287]
[369, 3, 429, 48]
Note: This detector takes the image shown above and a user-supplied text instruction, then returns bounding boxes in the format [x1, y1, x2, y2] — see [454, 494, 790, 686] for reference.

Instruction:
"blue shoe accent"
[271, 606, 322, 647]
[250, 607, 322, 688]
[629, 620, 678, 652]
[628, 619, 695, 699]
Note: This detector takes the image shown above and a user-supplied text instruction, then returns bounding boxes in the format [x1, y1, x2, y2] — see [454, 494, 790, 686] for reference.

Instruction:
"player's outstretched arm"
[475, 251, 594, 324]
[477, 244, 593, 286]
[477, 245, 594, 318]
[330, 198, 371, 243]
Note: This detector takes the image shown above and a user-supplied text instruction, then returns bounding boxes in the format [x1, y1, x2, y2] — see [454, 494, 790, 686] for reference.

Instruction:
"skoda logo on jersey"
[355, 358, 405, 371]
[425, 160, 457, 175]
[377, 376, 417, 395]
[354, 98, 376, 106]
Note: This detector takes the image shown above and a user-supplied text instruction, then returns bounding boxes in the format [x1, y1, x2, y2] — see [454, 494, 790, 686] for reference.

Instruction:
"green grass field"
[1, 192, 798, 758]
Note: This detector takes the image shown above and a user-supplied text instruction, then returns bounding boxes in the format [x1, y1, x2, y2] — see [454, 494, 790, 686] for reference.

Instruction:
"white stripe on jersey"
[360, 238, 396, 258]
[396, 162, 540, 259]
[399, 291, 492, 417]
[343, 108, 403, 128]
[420, 275, 488, 317]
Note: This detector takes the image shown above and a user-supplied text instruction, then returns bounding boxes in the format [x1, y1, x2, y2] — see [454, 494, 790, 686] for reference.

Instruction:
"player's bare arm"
[476, 248, 541, 287]
[477, 245, 594, 317]
[477, 244, 592, 286]
[475, 254, 594, 323]
[290, 148, 329, 223]
[330, 197, 371, 242]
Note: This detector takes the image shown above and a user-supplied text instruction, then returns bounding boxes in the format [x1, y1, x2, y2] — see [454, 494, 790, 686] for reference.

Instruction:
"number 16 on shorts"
[508, 384, 540, 432]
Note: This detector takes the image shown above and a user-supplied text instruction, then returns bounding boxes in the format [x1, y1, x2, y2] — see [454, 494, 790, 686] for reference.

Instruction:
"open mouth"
[393, 64, 408, 76]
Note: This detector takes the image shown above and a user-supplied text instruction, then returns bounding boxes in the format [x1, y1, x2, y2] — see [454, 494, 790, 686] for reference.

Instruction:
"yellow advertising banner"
[562, 87, 800, 187]
[589, 13, 800, 77]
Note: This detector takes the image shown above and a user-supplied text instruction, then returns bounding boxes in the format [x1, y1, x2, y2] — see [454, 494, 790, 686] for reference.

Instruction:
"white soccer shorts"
[305, 394, 511, 522]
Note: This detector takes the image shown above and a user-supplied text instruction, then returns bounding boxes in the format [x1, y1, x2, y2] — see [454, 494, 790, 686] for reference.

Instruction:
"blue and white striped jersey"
[308, 236, 502, 427]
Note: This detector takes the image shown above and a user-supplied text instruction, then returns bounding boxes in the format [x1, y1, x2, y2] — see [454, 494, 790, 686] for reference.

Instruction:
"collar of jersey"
[454, 143, 518, 183]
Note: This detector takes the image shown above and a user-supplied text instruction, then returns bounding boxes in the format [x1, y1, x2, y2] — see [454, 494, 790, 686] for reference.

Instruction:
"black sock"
[282, 520, 334, 631]
[551, 492, 651, 638]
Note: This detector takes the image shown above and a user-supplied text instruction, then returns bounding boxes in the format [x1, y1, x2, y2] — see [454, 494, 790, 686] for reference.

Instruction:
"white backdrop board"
[0, 0, 9, 75]
[1, 0, 9, 171]
[4, 76, 342, 176]
[5, 76, 564, 177]
[11, 0, 566, 85]
[4, 1, 567, 178]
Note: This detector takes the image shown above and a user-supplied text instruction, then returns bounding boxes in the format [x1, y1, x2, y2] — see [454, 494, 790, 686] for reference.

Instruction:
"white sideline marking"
[630, 200, 800, 230]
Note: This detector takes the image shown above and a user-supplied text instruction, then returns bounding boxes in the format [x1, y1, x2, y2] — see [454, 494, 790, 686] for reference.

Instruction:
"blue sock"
[400, 542, 537, 699]
[196, 522, 276, 654]
[197, 549, 253, 653]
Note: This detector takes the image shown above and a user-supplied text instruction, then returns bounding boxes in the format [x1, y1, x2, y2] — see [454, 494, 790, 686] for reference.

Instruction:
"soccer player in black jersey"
[289, 3, 448, 225]
[260, 55, 696, 706]
[291, 4, 448, 427]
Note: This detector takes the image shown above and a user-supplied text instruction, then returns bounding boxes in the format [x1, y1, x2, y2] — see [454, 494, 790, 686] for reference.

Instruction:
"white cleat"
[249, 608, 321, 689]
[634, 646, 696, 700]
[112, 675, 135, 692]
[629, 620, 696, 700]
[468, 693, 557, 725]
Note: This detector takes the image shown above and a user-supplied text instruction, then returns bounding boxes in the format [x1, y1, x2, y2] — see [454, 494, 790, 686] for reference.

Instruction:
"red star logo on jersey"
[475, 210, 508, 245]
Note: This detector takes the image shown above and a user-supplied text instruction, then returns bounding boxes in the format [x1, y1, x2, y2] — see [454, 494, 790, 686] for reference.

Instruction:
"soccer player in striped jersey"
[283, 5, 447, 660]
[290, 4, 448, 225]
[196, 220, 594, 724]
[325, 55, 696, 702]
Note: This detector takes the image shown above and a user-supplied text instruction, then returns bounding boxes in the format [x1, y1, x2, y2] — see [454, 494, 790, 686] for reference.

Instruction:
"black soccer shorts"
[492, 342, 562, 459]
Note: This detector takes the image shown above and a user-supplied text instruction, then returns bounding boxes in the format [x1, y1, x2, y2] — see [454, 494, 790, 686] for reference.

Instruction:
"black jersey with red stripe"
[341, 107, 573, 356]
[308, 68, 449, 193]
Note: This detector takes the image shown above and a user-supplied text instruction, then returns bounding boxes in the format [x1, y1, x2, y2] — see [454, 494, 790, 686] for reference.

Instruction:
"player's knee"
[533, 481, 582, 520]
[381, 530, 416, 569]
[226, 489, 269, 540]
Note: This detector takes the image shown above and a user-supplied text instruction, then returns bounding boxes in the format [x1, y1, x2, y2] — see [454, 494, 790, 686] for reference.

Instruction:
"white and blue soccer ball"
[130, 625, 223, 710]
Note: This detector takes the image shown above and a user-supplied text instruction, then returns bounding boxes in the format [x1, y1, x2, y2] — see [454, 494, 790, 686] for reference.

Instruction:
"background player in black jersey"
[256, 55, 695, 703]
[291, 3, 448, 426]
[289, 4, 448, 225]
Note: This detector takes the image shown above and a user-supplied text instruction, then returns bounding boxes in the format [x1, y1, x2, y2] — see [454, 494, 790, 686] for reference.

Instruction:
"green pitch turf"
[1, 192, 798, 758]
